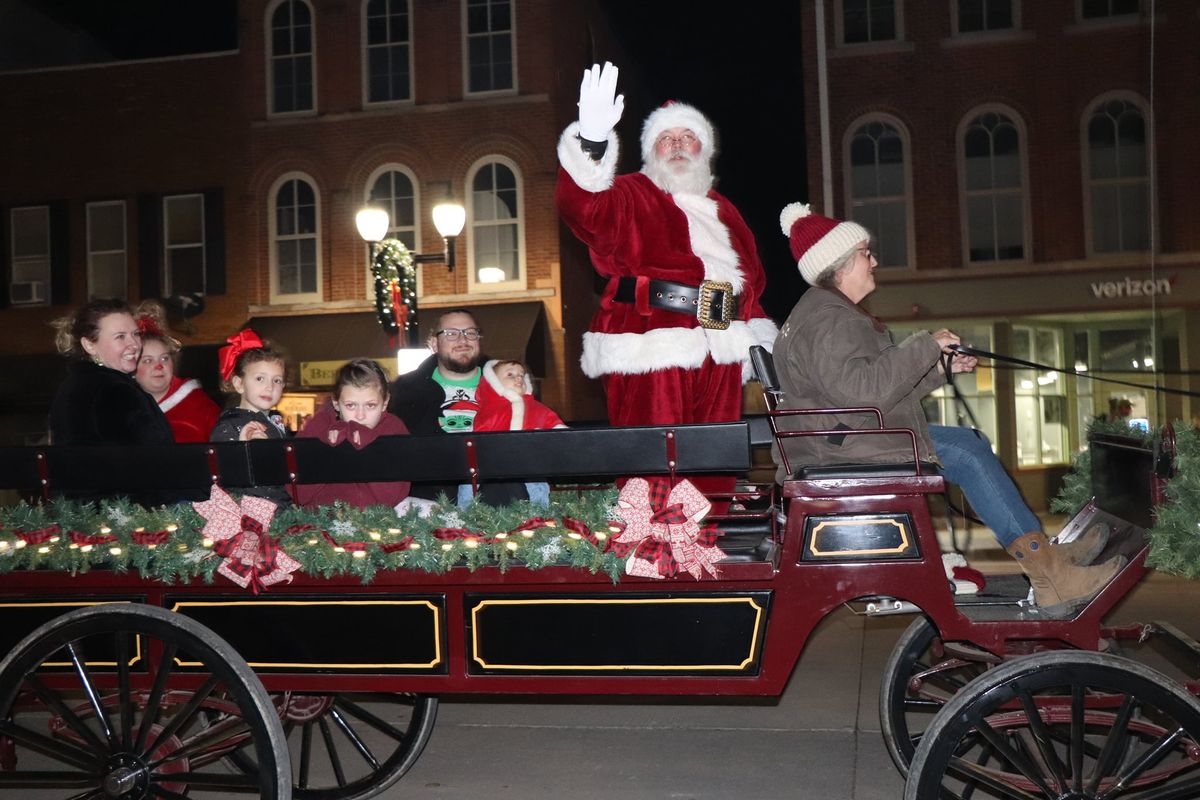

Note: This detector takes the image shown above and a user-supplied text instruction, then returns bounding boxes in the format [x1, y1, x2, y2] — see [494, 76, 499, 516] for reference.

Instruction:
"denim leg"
[929, 424, 1041, 548]
[525, 481, 551, 507]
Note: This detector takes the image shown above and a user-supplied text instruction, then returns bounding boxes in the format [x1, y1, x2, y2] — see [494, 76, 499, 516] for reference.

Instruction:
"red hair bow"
[136, 315, 163, 338]
[219, 329, 264, 381]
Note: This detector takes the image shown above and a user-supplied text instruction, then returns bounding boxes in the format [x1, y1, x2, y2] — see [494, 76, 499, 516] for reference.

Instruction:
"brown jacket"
[772, 287, 944, 482]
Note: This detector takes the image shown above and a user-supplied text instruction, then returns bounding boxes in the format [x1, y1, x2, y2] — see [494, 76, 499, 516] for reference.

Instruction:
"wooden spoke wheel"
[216, 692, 437, 800]
[880, 617, 991, 776]
[904, 650, 1200, 800]
[0, 604, 289, 798]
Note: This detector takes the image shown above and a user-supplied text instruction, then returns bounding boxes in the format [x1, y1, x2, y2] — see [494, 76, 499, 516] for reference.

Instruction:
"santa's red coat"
[157, 376, 221, 443]
[555, 123, 778, 430]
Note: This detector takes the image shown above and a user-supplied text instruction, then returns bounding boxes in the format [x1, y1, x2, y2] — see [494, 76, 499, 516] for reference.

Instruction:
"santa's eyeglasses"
[435, 328, 483, 341]
[655, 132, 697, 149]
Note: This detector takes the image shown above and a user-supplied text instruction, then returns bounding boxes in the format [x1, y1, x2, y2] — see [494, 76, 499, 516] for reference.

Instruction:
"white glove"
[576, 61, 624, 142]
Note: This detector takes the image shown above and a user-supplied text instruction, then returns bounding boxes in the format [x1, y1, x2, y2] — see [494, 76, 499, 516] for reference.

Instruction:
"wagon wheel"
[216, 692, 437, 800]
[0, 603, 290, 798]
[904, 650, 1200, 800]
[879, 616, 991, 776]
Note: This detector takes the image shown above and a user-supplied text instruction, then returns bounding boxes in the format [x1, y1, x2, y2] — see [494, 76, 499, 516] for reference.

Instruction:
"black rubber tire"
[221, 692, 438, 800]
[0, 603, 290, 798]
[879, 616, 988, 777]
[904, 649, 1200, 800]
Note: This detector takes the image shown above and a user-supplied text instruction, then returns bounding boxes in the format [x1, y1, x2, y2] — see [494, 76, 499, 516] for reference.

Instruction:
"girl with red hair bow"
[210, 329, 292, 506]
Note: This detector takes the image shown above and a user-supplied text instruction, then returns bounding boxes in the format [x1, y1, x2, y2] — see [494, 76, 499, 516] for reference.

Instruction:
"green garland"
[0, 490, 626, 585]
[1051, 419, 1200, 579]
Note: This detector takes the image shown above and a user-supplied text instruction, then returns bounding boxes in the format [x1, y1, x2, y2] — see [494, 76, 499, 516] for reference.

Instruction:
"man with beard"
[556, 63, 777, 491]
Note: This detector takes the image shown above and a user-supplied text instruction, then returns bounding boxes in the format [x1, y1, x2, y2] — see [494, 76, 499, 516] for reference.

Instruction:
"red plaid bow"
[611, 478, 725, 580]
[193, 486, 300, 593]
[16, 525, 60, 545]
[69, 530, 117, 546]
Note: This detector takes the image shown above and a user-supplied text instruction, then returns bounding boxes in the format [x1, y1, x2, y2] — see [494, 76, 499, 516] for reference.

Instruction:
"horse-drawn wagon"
[0, 356, 1197, 799]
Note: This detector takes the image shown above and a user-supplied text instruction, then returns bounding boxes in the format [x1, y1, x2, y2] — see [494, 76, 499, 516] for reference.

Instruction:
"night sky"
[14, 0, 809, 318]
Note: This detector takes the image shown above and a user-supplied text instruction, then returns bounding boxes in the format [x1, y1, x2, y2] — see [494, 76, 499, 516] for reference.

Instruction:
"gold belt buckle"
[697, 280, 734, 330]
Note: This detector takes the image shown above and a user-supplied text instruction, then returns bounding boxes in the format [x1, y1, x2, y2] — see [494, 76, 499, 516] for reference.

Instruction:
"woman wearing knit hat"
[772, 203, 1123, 614]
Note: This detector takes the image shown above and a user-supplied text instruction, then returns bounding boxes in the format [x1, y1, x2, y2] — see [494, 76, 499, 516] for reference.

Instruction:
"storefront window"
[1013, 326, 1068, 466]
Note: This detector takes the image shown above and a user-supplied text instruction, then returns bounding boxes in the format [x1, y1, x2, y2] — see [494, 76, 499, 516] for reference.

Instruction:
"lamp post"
[356, 202, 466, 369]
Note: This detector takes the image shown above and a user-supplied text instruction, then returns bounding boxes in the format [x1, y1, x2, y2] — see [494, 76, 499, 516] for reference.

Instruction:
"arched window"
[268, 0, 315, 115]
[845, 117, 911, 268]
[363, 0, 411, 104]
[467, 157, 523, 291]
[270, 174, 321, 302]
[1084, 95, 1150, 254]
[959, 108, 1028, 262]
[364, 166, 421, 296]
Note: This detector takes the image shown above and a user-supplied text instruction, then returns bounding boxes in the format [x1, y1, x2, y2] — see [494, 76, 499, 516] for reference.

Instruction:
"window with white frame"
[364, 0, 411, 104]
[961, 109, 1027, 262]
[1013, 326, 1069, 466]
[464, 0, 514, 93]
[468, 158, 522, 290]
[269, 0, 315, 114]
[846, 117, 910, 268]
[365, 166, 420, 295]
[1085, 96, 1150, 254]
[271, 176, 321, 301]
[9, 206, 50, 305]
[1080, 0, 1140, 19]
[955, 0, 1014, 32]
[163, 194, 205, 296]
[86, 201, 127, 300]
[842, 0, 898, 44]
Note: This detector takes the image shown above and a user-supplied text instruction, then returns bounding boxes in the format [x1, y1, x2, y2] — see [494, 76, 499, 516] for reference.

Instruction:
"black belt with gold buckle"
[612, 277, 736, 330]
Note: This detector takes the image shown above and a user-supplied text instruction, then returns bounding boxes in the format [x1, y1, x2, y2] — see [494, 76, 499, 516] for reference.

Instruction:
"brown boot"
[1052, 522, 1109, 566]
[1006, 532, 1126, 613]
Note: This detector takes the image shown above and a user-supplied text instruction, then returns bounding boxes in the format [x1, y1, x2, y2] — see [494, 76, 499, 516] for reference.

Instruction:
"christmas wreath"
[372, 238, 418, 347]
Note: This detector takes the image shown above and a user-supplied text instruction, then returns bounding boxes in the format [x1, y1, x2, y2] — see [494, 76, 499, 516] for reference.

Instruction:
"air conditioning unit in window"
[10, 281, 46, 304]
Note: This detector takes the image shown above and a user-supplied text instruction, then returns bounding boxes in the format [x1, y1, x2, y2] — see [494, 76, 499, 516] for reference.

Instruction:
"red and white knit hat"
[779, 203, 870, 286]
[640, 101, 716, 164]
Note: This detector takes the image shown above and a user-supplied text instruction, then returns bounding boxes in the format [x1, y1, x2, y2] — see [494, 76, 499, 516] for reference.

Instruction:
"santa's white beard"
[642, 153, 714, 196]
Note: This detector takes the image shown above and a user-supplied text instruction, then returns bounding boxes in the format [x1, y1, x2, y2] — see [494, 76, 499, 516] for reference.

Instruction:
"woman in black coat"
[50, 299, 175, 447]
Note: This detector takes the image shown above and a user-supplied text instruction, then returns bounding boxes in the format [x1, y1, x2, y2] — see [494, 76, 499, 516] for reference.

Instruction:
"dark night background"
[12, 0, 809, 318]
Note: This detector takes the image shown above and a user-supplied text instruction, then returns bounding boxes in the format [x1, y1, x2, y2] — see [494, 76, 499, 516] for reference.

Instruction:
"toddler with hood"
[458, 359, 565, 507]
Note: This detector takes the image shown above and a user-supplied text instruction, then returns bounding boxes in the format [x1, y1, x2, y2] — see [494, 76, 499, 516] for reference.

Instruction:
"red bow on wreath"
[611, 478, 725, 580]
[218, 329, 264, 382]
[193, 486, 300, 593]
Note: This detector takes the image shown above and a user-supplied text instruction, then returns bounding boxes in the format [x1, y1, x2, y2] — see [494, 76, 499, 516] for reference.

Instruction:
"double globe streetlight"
[354, 202, 467, 271]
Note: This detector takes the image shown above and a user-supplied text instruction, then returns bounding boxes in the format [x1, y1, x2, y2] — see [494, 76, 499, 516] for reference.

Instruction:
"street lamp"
[354, 201, 466, 269]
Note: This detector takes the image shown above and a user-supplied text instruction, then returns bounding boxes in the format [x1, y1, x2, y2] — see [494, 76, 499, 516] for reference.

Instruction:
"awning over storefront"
[246, 302, 546, 387]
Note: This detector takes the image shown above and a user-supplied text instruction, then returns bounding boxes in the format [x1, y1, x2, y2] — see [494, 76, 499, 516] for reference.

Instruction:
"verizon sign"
[1090, 276, 1172, 299]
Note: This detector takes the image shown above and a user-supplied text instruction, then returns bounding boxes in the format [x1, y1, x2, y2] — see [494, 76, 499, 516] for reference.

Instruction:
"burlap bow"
[193, 486, 300, 592]
[611, 478, 725, 579]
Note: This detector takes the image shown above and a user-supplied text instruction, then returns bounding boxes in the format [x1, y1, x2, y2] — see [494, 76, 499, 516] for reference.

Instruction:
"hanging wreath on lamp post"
[371, 238, 418, 348]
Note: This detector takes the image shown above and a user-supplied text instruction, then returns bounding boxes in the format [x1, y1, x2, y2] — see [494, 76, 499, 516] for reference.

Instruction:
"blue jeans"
[929, 424, 1040, 548]
[457, 481, 550, 508]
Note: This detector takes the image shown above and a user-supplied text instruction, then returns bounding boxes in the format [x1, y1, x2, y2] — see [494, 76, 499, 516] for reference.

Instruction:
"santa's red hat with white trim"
[640, 101, 716, 164]
[779, 202, 870, 286]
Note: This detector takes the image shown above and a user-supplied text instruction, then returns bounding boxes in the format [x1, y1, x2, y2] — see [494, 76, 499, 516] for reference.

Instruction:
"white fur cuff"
[558, 123, 620, 193]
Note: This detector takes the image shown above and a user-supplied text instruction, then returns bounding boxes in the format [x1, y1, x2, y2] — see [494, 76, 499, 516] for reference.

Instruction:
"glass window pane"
[1119, 183, 1149, 250]
[467, 2, 489, 33]
[967, 196, 994, 261]
[169, 246, 205, 296]
[89, 204, 125, 251]
[278, 241, 299, 294]
[89, 253, 126, 299]
[958, 0, 984, 31]
[1091, 185, 1120, 252]
[166, 196, 203, 245]
[869, 0, 896, 39]
[12, 208, 49, 257]
[490, 0, 511, 30]
[299, 239, 317, 293]
[875, 202, 907, 267]
[994, 193, 1024, 259]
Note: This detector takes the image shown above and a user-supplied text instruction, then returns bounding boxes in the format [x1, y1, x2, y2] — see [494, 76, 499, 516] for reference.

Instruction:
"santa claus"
[556, 62, 777, 440]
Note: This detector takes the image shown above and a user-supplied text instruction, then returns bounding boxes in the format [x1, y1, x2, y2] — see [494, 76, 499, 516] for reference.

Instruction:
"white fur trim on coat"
[481, 359, 531, 430]
[581, 320, 763, 379]
[157, 378, 202, 415]
[671, 193, 744, 293]
[742, 317, 780, 382]
[558, 123, 620, 194]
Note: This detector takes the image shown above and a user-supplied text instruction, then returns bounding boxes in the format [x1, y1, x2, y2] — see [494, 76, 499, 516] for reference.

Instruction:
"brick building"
[801, 0, 1200, 507]
[0, 0, 633, 443]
